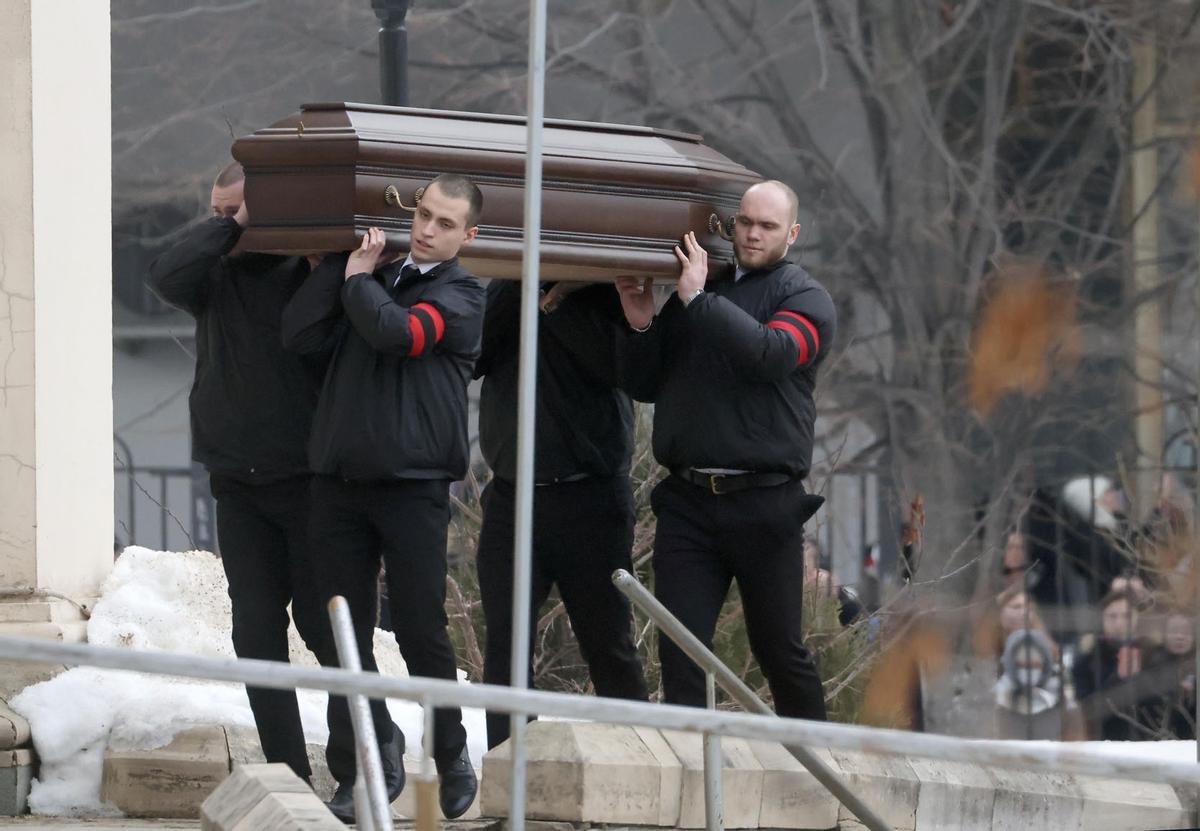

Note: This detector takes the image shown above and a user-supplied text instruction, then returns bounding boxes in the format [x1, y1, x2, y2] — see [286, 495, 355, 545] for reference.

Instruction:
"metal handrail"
[328, 596, 392, 830]
[611, 568, 892, 831]
[2, 634, 1197, 789]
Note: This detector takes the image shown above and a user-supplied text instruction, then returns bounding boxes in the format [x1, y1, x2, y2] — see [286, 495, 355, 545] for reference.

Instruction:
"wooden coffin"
[232, 102, 760, 282]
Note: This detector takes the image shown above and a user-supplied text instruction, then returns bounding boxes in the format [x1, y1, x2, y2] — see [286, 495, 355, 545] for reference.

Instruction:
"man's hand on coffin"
[674, 231, 707, 305]
[233, 200, 249, 228]
[615, 276, 655, 331]
[345, 227, 387, 281]
[538, 281, 584, 314]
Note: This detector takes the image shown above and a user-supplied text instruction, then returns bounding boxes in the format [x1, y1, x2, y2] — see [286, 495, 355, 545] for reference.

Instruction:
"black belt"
[534, 472, 592, 487]
[673, 468, 794, 495]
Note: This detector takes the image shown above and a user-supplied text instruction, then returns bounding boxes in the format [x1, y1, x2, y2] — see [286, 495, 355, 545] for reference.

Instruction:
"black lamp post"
[372, 0, 410, 106]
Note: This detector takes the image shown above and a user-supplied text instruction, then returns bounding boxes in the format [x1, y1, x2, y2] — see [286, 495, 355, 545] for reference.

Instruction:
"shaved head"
[210, 161, 245, 219]
[733, 180, 802, 269]
[213, 161, 244, 189]
[747, 180, 799, 226]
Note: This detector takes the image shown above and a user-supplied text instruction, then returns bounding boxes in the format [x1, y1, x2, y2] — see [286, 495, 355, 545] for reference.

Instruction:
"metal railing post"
[703, 671, 724, 831]
[416, 695, 439, 831]
[328, 596, 393, 830]
[354, 778, 376, 831]
[612, 569, 893, 831]
[510, 1, 549, 830]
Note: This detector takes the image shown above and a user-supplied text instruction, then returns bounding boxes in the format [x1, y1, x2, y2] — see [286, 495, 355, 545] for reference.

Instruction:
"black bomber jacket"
[281, 252, 484, 481]
[147, 216, 323, 482]
[617, 259, 836, 478]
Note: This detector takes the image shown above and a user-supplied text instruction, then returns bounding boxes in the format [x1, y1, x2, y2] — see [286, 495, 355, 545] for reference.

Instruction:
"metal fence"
[113, 435, 215, 553]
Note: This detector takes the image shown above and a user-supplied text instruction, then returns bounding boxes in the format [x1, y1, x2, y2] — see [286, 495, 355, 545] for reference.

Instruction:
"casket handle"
[384, 184, 425, 212]
[708, 213, 735, 241]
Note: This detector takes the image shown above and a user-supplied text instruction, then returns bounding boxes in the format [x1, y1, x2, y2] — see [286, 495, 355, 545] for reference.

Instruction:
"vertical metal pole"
[416, 696, 439, 831]
[328, 597, 393, 831]
[1195, 188, 1200, 764]
[509, 2, 548, 830]
[703, 672, 724, 831]
[354, 779, 376, 831]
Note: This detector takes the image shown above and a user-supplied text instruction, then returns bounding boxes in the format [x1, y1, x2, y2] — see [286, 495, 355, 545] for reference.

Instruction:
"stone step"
[20, 716, 1192, 830]
[479, 721, 1194, 831]
[0, 698, 31, 751]
[0, 748, 34, 817]
[199, 763, 339, 831]
[102, 726, 230, 819]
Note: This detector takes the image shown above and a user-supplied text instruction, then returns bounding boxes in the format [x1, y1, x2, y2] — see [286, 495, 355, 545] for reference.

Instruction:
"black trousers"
[210, 473, 335, 779]
[477, 476, 648, 748]
[650, 474, 827, 720]
[309, 475, 467, 784]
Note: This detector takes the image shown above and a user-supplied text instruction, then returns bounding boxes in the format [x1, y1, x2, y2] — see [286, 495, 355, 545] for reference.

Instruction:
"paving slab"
[482, 721, 680, 826]
[101, 726, 230, 819]
[226, 791, 340, 831]
[0, 702, 31, 751]
[199, 763, 311, 831]
[907, 757, 994, 831]
[989, 765, 1082, 831]
[746, 743, 838, 831]
[826, 748, 918, 831]
[658, 729, 762, 829]
[0, 750, 33, 817]
[1075, 774, 1191, 831]
[632, 726, 683, 828]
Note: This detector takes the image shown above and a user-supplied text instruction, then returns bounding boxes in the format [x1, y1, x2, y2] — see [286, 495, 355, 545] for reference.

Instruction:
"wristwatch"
[681, 287, 704, 307]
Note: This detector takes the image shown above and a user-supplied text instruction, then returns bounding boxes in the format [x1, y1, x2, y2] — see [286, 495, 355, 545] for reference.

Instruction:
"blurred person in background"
[802, 536, 864, 626]
[1073, 589, 1158, 739]
[993, 628, 1083, 740]
[1025, 477, 1129, 646]
[975, 585, 1054, 663]
[1001, 531, 1034, 589]
[1143, 609, 1196, 740]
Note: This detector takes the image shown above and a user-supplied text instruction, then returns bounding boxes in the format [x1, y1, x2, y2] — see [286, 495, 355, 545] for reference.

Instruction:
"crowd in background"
[982, 473, 1196, 742]
[801, 472, 1198, 743]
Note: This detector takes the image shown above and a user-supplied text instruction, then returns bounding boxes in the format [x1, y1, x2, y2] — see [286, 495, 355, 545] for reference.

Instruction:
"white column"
[0, 0, 113, 694]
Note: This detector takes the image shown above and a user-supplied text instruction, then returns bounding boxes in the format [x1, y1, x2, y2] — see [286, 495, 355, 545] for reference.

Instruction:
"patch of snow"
[1023, 738, 1198, 763]
[10, 546, 486, 816]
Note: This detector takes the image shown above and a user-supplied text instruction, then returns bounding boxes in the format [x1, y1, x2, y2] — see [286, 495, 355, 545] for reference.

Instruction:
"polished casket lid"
[232, 103, 760, 281]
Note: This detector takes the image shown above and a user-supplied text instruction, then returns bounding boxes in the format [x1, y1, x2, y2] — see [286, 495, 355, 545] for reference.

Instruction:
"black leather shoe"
[437, 745, 478, 820]
[325, 730, 407, 824]
[324, 781, 356, 825]
[381, 727, 407, 803]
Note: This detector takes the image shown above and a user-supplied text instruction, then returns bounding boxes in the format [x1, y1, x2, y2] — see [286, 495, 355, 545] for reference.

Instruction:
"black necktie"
[393, 263, 421, 288]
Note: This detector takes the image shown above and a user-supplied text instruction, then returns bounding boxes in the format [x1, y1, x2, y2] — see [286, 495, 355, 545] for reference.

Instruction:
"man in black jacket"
[474, 280, 648, 749]
[615, 180, 835, 720]
[281, 174, 484, 823]
[147, 161, 334, 781]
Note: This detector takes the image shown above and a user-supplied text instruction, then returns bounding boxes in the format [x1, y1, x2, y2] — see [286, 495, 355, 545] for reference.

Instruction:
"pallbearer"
[615, 180, 836, 720]
[474, 279, 648, 749]
[281, 174, 484, 824]
[147, 161, 335, 782]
